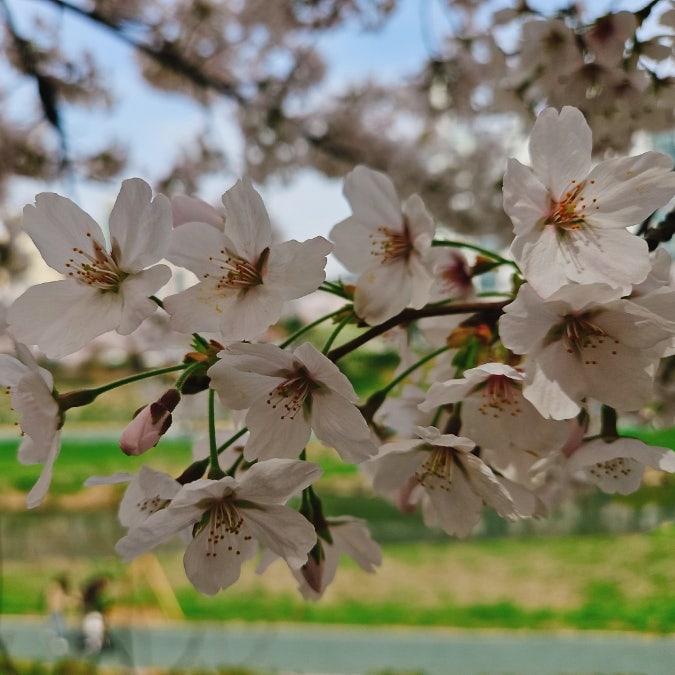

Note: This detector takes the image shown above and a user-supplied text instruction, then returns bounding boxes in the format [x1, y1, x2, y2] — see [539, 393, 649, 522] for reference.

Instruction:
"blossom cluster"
[1, 105, 675, 598]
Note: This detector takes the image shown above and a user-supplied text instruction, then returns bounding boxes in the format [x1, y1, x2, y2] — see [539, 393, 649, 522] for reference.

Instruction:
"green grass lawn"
[0, 432, 673, 635]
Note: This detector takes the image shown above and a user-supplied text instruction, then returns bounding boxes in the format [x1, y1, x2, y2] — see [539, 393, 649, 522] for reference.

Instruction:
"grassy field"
[0, 433, 674, 637]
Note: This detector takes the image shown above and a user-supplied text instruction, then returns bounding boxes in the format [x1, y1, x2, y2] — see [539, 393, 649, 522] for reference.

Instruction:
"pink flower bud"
[119, 389, 180, 456]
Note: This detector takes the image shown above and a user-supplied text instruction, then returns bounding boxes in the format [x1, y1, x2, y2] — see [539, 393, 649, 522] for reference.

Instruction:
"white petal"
[25, 433, 61, 509]
[22, 193, 105, 275]
[310, 391, 377, 463]
[243, 503, 317, 569]
[118, 265, 171, 334]
[221, 178, 272, 261]
[584, 152, 675, 228]
[265, 237, 332, 300]
[108, 178, 172, 270]
[243, 400, 312, 461]
[342, 166, 402, 233]
[183, 518, 257, 595]
[354, 261, 413, 325]
[502, 158, 550, 235]
[8, 280, 122, 358]
[166, 221, 227, 275]
[529, 106, 592, 199]
[236, 458, 322, 503]
[294, 342, 358, 402]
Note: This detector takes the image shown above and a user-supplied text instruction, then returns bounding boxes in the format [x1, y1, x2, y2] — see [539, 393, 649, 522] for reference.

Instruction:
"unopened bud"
[119, 389, 180, 456]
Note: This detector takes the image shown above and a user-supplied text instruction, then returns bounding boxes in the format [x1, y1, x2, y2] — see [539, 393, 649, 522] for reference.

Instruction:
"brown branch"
[326, 300, 510, 362]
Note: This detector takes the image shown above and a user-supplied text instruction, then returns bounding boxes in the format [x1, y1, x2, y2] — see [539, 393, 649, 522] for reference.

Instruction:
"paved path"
[2, 617, 675, 674]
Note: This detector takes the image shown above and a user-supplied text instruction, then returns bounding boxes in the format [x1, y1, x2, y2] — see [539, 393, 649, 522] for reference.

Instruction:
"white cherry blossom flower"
[163, 178, 332, 341]
[557, 437, 675, 495]
[116, 459, 321, 595]
[420, 363, 568, 481]
[258, 515, 381, 601]
[0, 344, 61, 508]
[368, 426, 521, 538]
[116, 465, 182, 528]
[499, 283, 675, 420]
[503, 106, 675, 297]
[330, 166, 436, 325]
[208, 341, 377, 463]
[8, 179, 172, 358]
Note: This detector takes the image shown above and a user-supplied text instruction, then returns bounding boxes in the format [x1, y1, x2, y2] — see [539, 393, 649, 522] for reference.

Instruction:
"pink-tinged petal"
[14, 371, 59, 456]
[24, 433, 61, 509]
[22, 193, 105, 275]
[461, 453, 519, 520]
[419, 376, 479, 411]
[265, 237, 332, 300]
[354, 261, 413, 325]
[8, 280, 122, 358]
[423, 469, 484, 537]
[166, 221, 227, 276]
[555, 227, 649, 292]
[294, 342, 358, 402]
[243, 503, 317, 569]
[510, 227, 577, 298]
[584, 152, 675, 229]
[523, 343, 585, 420]
[406, 254, 435, 309]
[208, 362, 285, 412]
[499, 284, 560, 355]
[115, 504, 202, 561]
[595, 301, 672, 349]
[369, 444, 425, 494]
[529, 106, 592, 199]
[217, 341, 297, 374]
[502, 159, 550, 235]
[236, 458, 322, 504]
[221, 178, 272, 261]
[171, 194, 223, 230]
[342, 165, 402, 233]
[163, 280, 230, 334]
[330, 518, 382, 572]
[118, 265, 171, 334]
[0, 354, 31, 388]
[330, 215, 379, 273]
[310, 391, 377, 463]
[243, 400, 312, 461]
[402, 194, 435, 247]
[118, 465, 180, 527]
[213, 288, 282, 341]
[108, 178, 173, 270]
[183, 518, 257, 595]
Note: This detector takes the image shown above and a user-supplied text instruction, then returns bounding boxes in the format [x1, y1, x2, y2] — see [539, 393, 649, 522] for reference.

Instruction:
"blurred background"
[0, 0, 674, 673]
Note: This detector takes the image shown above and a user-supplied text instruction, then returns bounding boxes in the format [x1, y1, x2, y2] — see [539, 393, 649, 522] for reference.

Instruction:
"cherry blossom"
[555, 437, 675, 496]
[8, 179, 172, 358]
[368, 426, 522, 538]
[163, 178, 332, 341]
[503, 106, 675, 297]
[258, 515, 381, 601]
[419, 363, 568, 481]
[116, 459, 321, 595]
[330, 166, 436, 325]
[0, 343, 62, 508]
[499, 283, 675, 420]
[208, 341, 377, 463]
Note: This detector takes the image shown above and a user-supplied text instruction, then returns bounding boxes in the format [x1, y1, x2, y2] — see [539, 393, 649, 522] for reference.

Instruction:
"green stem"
[319, 282, 353, 300]
[218, 426, 248, 455]
[279, 307, 348, 349]
[432, 239, 519, 269]
[207, 389, 224, 479]
[378, 345, 451, 398]
[322, 310, 355, 355]
[87, 364, 188, 397]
